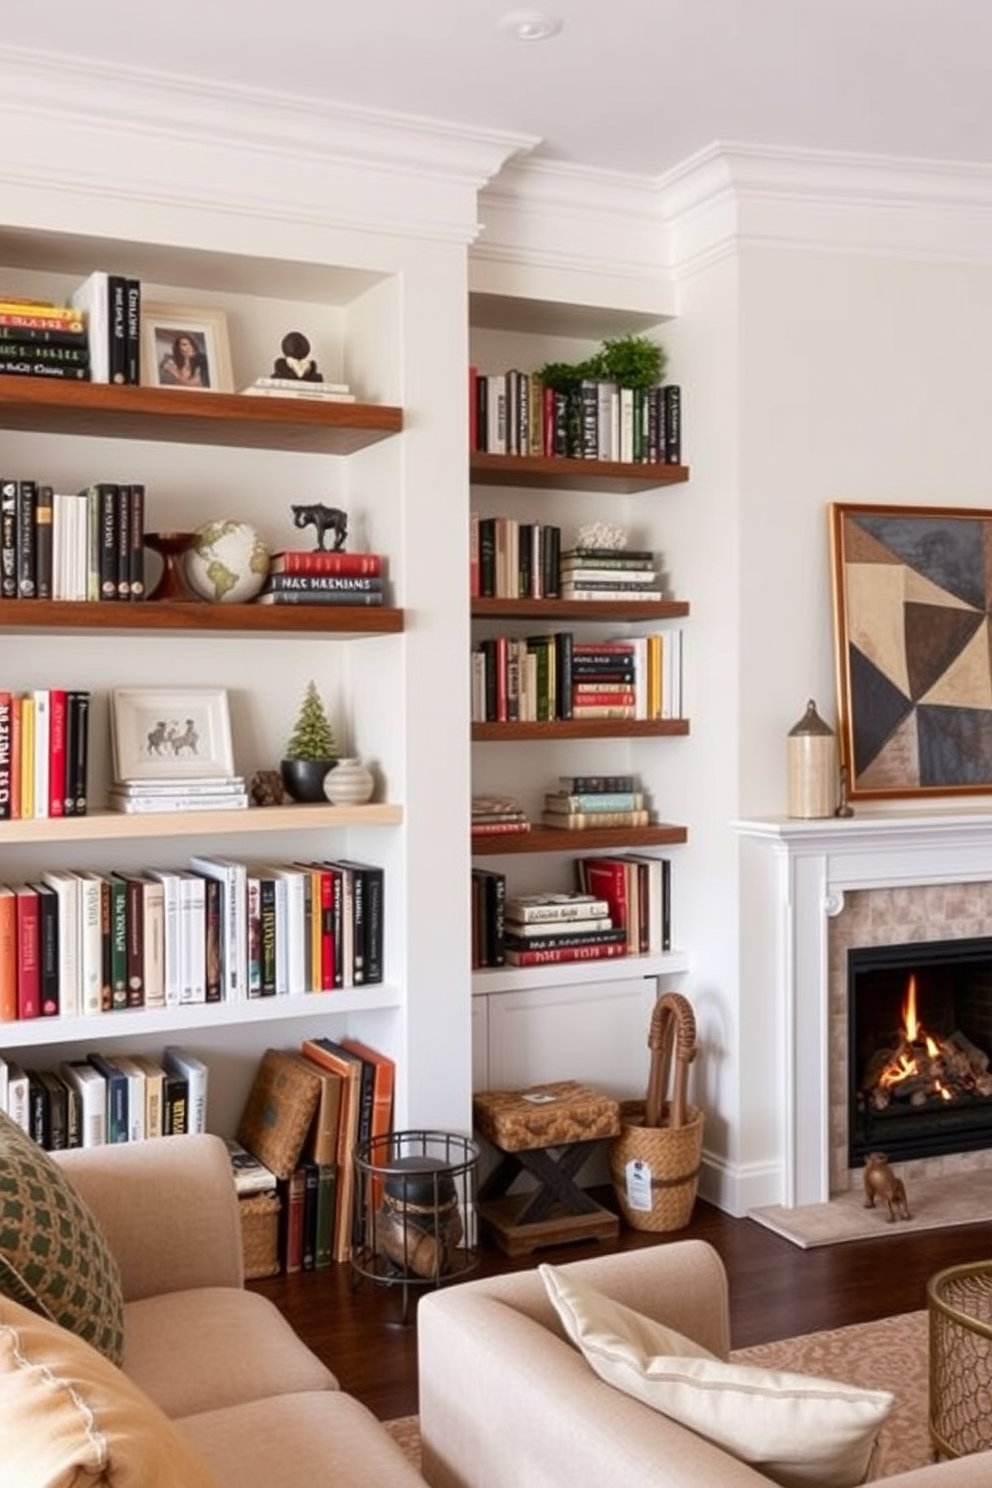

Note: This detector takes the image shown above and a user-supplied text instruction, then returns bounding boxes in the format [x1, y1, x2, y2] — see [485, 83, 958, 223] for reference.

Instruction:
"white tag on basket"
[624, 1158, 654, 1212]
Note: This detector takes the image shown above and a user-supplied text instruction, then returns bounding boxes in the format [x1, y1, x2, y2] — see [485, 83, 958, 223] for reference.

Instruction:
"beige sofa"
[417, 1240, 991, 1488]
[34, 1133, 424, 1488]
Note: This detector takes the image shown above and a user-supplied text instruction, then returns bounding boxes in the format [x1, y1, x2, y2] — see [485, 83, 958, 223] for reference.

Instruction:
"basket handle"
[644, 992, 697, 1129]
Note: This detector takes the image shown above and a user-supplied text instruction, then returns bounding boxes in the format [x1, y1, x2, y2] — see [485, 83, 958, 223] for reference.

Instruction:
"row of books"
[236, 1037, 395, 1267]
[470, 366, 682, 464]
[256, 572, 387, 607]
[0, 854, 384, 1022]
[0, 1044, 207, 1151]
[1, 477, 146, 602]
[471, 527, 668, 604]
[0, 278, 141, 385]
[0, 689, 91, 821]
[470, 631, 684, 723]
[471, 792, 531, 838]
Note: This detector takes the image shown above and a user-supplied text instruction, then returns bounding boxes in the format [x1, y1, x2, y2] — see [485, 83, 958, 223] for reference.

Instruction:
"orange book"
[340, 1037, 395, 1210]
[0, 884, 16, 1021]
[299, 1037, 362, 1262]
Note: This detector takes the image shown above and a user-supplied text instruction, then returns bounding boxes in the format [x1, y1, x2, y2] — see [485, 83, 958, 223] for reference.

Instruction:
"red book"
[579, 857, 629, 937]
[294, 862, 334, 991]
[277, 1165, 307, 1275]
[14, 884, 40, 1019]
[503, 942, 628, 967]
[269, 550, 382, 577]
[47, 688, 67, 818]
[0, 885, 16, 1021]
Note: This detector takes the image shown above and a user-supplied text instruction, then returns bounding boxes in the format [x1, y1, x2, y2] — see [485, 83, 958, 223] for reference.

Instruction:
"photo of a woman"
[157, 330, 210, 388]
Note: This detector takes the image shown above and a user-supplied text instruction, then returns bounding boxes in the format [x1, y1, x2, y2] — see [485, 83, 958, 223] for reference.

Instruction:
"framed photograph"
[140, 302, 234, 393]
[830, 502, 992, 799]
[111, 687, 235, 782]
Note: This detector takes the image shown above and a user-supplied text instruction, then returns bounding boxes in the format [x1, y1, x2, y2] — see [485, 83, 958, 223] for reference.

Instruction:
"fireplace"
[848, 936, 992, 1167]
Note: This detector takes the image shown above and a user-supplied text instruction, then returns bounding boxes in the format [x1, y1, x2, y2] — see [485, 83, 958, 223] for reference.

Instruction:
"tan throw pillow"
[0, 1293, 220, 1488]
[540, 1263, 893, 1488]
[0, 1109, 125, 1364]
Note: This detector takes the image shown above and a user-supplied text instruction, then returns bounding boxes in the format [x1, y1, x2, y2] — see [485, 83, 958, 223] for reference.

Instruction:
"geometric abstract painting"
[830, 503, 992, 798]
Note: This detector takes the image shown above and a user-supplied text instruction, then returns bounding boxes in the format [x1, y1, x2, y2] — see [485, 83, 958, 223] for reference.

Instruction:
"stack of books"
[240, 376, 356, 402]
[471, 793, 531, 837]
[256, 548, 386, 608]
[502, 891, 628, 967]
[0, 297, 91, 382]
[559, 546, 664, 601]
[542, 773, 650, 831]
[108, 776, 249, 814]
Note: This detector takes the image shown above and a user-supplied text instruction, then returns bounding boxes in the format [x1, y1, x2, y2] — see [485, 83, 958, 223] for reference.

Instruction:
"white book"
[268, 863, 307, 996]
[31, 689, 50, 819]
[0, 1054, 7, 1115]
[58, 1061, 106, 1146]
[110, 1055, 146, 1141]
[107, 792, 249, 814]
[40, 869, 81, 1018]
[129, 1054, 166, 1139]
[188, 856, 246, 1002]
[68, 270, 110, 383]
[5, 1061, 30, 1133]
[145, 868, 182, 1005]
[70, 870, 103, 1016]
[163, 1046, 209, 1135]
[141, 876, 166, 1009]
[632, 635, 649, 720]
[175, 870, 206, 1003]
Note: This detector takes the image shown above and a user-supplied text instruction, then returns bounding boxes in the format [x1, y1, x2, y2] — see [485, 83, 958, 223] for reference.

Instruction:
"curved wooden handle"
[644, 992, 697, 1129]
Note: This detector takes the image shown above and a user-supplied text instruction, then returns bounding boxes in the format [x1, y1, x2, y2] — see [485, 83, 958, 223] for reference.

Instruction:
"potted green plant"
[280, 680, 338, 802]
[537, 332, 667, 391]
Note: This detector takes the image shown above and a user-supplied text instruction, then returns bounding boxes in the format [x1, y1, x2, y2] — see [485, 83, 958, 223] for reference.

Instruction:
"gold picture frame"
[830, 501, 992, 799]
[140, 302, 234, 393]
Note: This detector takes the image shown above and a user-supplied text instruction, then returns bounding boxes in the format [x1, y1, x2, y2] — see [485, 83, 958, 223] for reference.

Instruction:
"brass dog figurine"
[863, 1152, 911, 1222]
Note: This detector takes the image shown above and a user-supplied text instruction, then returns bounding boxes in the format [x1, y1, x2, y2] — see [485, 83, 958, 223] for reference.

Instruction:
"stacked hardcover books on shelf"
[108, 776, 249, 814]
[542, 773, 651, 831]
[471, 792, 530, 837]
[502, 891, 628, 968]
[559, 546, 664, 601]
[240, 376, 356, 402]
[0, 687, 90, 820]
[256, 548, 386, 607]
[0, 297, 91, 382]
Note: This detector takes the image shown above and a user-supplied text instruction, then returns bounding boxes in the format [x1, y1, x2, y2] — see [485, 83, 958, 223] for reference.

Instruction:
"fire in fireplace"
[848, 937, 992, 1166]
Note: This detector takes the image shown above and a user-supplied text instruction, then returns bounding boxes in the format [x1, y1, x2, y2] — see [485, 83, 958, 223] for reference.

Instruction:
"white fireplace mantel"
[734, 809, 992, 1210]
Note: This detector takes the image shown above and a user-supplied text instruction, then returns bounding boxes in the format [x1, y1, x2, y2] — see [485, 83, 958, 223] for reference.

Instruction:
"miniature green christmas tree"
[284, 680, 337, 761]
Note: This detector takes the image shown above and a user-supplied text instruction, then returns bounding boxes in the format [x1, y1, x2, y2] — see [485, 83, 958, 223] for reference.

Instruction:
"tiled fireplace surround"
[736, 810, 992, 1210]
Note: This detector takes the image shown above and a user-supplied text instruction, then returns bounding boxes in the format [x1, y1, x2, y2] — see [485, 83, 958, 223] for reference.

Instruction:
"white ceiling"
[6, 0, 992, 180]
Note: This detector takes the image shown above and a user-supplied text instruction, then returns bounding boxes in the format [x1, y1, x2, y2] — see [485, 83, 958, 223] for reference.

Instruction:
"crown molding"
[658, 141, 992, 276]
[0, 43, 536, 244]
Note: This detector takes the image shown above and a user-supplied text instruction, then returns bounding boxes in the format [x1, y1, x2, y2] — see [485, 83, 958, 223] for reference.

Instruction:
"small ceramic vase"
[322, 757, 374, 806]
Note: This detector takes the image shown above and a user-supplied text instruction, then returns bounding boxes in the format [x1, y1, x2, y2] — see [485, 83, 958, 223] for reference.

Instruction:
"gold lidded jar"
[787, 700, 838, 819]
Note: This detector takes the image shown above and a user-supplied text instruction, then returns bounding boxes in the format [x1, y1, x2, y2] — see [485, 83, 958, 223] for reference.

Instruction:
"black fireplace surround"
[848, 936, 992, 1167]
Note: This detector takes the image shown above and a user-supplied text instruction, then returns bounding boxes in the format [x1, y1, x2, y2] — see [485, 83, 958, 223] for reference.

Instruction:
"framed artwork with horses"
[111, 686, 235, 782]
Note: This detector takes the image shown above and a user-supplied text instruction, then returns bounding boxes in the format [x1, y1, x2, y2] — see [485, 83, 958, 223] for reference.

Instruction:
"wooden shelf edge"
[472, 949, 691, 995]
[0, 600, 403, 635]
[0, 983, 404, 1050]
[472, 719, 689, 742]
[0, 803, 403, 844]
[472, 598, 689, 621]
[470, 452, 689, 493]
[471, 823, 688, 855]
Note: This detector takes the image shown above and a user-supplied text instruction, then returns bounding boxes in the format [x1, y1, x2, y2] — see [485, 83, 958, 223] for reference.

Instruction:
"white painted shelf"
[471, 949, 691, 996]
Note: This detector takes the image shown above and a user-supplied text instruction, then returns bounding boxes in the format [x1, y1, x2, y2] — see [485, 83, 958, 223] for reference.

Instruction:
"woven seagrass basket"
[610, 992, 704, 1233]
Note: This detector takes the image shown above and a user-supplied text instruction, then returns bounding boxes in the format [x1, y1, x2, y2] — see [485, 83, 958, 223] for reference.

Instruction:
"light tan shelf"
[0, 803, 403, 845]
[471, 822, 687, 855]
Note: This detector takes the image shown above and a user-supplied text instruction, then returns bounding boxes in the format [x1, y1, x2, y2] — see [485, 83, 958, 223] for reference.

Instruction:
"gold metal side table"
[928, 1261, 992, 1459]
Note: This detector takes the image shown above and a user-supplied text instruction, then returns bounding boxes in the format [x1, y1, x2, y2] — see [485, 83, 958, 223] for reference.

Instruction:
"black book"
[27, 1073, 50, 1148]
[257, 873, 277, 995]
[0, 342, 89, 366]
[0, 476, 16, 598]
[97, 483, 119, 601]
[474, 374, 488, 452]
[477, 517, 496, 597]
[0, 324, 88, 349]
[108, 275, 128, 385]
[163, 1072, 189, 1135]
[30, 880, 59, 1016]
[34, 484, 53, 599]
[39, 1070, 69, 1151]
[541, 523, 561, 598]
[663, 384, 681, 465]
[16, 479, 36, 598]
[301, 1158, 320, 1271]
[125, 278, 141, 384]
[128, 484, 145, 599]
[334, 858, 371, 984]
[115, 482, 130, 599]
[554, 630, 574, 721]
[68, 690, 90, 816]
[0, 359, 89, 380]
[363, 864, 384, 984]
[110, 872, 144, 1008]
[204, 875, 222, 1002]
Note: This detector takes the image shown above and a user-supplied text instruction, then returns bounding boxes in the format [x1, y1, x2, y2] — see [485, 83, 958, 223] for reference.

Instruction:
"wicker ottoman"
[473, 1081, 621, 1256]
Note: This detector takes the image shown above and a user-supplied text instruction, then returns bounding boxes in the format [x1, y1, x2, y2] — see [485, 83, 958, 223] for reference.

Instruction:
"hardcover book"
[236, 1048, 323, 1181]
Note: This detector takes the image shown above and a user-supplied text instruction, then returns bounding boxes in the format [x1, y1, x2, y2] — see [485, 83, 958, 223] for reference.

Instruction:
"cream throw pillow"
[0, 1294, 221, 1488]
[540, 1263, 893, 1488]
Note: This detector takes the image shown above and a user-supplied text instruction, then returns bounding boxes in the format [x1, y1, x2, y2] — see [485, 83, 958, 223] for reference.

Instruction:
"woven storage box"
[239, 1191, 281, 1279]
[474, 1081, 620, 1152]
[610, 993, 704, 1233]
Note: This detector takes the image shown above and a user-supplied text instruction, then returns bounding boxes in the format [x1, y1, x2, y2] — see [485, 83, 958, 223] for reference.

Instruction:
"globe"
[183, 519, 271, 604]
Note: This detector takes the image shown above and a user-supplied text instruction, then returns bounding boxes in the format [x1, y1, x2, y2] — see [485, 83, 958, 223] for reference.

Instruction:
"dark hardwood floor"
[248, 1193, 992, 1422]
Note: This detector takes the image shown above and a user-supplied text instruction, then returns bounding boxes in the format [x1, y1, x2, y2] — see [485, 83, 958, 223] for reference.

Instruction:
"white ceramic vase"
[322, 757, 374, 806]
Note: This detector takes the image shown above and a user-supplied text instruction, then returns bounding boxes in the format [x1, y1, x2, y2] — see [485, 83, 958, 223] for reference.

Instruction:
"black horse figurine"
[291, 503, 348, 552]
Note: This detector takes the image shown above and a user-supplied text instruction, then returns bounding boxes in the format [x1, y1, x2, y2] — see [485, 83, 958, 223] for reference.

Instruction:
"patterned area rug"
[383, 1309, 931, 1482]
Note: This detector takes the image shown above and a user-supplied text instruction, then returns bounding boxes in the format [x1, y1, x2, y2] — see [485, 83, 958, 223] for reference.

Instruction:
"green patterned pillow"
[0, 1110, 124, 1364]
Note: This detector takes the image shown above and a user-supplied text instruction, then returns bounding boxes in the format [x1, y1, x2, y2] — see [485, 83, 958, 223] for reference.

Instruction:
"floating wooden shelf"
[470, 451, 689, 493]
[472, 718, 688, 742]
[0, 803, 403, 845]
[0, 377, 402, 453]
[471, 822, 688, 855]
[472, 597, 689, 622]
[0, 599, 403, 636]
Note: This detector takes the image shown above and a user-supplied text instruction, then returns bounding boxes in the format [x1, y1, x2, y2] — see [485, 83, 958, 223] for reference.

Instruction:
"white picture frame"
[140, 302, 234, 393]
[111, 687, 235, 782]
